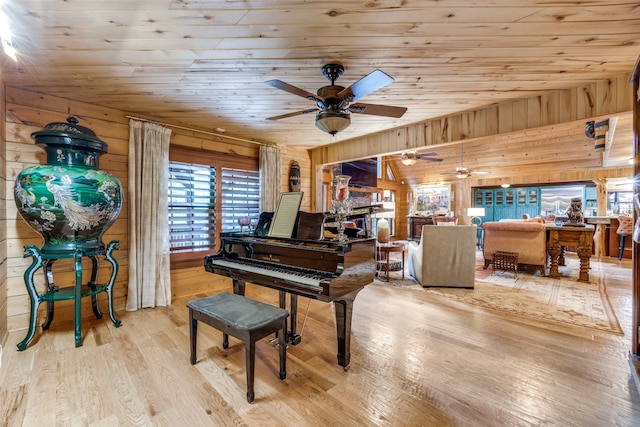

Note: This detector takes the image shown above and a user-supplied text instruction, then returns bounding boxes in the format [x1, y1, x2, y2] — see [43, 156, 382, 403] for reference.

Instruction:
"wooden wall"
[282, 148, 312, 211]
[3, 86, 309, 333]
[309, 76, 634, 213]
[0, 58, 7, 346]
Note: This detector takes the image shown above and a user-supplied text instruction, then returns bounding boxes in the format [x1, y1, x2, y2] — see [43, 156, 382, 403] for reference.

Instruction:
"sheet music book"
[268, 192, 304, 238]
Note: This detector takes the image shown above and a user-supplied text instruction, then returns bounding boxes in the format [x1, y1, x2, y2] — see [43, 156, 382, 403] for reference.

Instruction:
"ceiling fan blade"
[266, 108, 319, 121]
[265, 80, 323, 103]
[471, 170, 490, 175]
[349, 103, 407, 118]
[419, 156, 444, 162]
[337, 69, 394, 102]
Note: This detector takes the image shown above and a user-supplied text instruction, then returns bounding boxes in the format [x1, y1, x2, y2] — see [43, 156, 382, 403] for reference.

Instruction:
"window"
[169, 161, 216, 254]
[168, 146, 259, 264]
[220, 167, 260, 231]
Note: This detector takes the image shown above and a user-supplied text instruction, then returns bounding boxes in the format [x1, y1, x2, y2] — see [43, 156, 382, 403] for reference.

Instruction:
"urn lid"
[30, 116, 108, 153]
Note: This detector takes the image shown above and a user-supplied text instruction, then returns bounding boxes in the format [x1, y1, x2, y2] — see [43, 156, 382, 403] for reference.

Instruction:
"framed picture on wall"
[415, 184, 451, 214]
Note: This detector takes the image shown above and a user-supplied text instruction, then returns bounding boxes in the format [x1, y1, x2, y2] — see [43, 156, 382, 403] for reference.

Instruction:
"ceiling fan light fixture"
[315, 111, 350, 136]
[401, 151, 418, 166]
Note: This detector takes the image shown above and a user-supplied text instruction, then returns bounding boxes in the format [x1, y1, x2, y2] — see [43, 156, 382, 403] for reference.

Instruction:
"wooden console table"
[407, 216, 433, 241]
[546, 225, 595, 282]
[407, 216, 457, 240]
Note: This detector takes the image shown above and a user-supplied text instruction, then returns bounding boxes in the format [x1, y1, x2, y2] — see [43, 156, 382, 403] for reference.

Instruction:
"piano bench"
[187, 292, 289, 403]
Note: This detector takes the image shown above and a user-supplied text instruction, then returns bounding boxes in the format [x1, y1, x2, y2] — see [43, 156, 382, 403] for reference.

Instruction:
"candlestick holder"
[331, 175, 353, 243]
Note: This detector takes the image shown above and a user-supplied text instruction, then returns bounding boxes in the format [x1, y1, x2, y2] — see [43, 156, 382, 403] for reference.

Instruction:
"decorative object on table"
[377, 218, 390, 243]
[289, 160, 301, 192]
[565, 197, 585, 226]
[13, 116, 123, 350]
[15, 116, 123, 254]
[237, 216, 252, 234]
[330, 175, 353, 243]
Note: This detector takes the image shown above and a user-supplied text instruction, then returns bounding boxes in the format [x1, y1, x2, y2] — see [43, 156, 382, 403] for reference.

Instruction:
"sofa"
[482, 221, 547, 275]
[407, 225, 476, 288]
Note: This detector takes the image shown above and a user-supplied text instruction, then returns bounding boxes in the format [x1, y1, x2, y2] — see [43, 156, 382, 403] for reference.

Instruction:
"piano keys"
[204, 232, 375, 370]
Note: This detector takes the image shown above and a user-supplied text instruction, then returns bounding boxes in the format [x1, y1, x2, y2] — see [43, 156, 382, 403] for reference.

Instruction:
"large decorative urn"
[14, 116, 123, 255]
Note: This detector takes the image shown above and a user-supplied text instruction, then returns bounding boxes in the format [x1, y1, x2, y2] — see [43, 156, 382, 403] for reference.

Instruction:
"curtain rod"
[125, 115, 273, 147]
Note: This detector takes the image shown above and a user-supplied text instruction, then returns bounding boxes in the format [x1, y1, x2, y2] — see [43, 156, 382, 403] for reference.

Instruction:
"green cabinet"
[474, 189, 495, 222]
[517, 188, 540, 218]
[494, 189, 516, 219]
[473, 187, 540, 221]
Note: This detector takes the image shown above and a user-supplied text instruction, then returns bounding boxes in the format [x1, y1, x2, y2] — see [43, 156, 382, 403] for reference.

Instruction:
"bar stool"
[617, 215, 634, 260]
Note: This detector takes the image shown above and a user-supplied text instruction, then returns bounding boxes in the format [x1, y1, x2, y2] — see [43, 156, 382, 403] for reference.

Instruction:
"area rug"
[375, 256, 623, 335]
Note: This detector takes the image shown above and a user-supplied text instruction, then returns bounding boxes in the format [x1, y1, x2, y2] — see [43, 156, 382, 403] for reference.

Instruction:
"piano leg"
[233, 278, 246, 296]
[333, 290, 360, 371]
[231, 277, 359, 370]
[279, 291, 302, 345]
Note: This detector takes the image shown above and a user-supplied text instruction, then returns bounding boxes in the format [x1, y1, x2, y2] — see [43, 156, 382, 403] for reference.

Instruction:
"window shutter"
[168, 161, 216, 253]
[221, 167, 261, 232]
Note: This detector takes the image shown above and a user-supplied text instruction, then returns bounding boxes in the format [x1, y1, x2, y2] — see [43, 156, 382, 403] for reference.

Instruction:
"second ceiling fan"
[442, 144, 490, 179]
[265, 63, 407, 136]
[389, 150, 443, 165]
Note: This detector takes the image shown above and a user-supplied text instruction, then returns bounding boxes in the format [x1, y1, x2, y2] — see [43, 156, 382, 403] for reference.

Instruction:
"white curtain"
[126, 119, 172, 310]
[260, 145, 282, 212]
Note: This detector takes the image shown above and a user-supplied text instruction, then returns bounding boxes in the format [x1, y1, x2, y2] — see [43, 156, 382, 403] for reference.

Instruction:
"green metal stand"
[17, 240, 122, 351]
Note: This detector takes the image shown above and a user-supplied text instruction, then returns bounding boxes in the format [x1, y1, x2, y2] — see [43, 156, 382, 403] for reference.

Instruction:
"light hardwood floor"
[1, 254, 639, 427]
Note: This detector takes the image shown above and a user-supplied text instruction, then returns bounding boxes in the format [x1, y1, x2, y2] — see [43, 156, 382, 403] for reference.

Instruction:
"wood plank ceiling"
[1, 1, 639, 180]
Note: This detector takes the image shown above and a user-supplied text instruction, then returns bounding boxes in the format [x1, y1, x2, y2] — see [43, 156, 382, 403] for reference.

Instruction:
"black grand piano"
[204, 209, 377, 370]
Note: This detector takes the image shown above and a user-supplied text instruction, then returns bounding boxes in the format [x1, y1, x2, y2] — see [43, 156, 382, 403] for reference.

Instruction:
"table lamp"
[467, 207, 486, 226]
[377, 218, 390, 243]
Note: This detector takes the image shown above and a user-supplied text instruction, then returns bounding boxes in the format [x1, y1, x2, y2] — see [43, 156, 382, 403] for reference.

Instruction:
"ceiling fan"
[265, 63, 407, 136]
[389, 150, 443, 166]
[442, 144, 490, 179]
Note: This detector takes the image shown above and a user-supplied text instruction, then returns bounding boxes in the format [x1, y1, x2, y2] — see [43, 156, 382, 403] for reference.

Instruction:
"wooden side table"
[376, 242, 406, 281]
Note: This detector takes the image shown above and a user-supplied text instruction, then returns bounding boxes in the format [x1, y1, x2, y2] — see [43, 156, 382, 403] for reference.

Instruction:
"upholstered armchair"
[617, 215, 634, 260]
[482, 221, 547, 275]
[407, 225, 477, 288]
